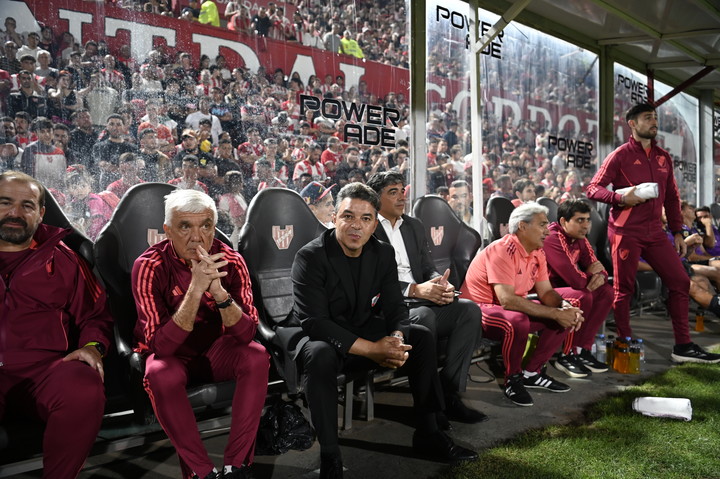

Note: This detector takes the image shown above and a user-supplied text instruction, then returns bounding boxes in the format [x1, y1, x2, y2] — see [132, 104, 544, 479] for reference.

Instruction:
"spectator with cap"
[301, 181, 335, 228]
[1, 41, 21, 75]
[173, 129, 212, 169]
[198, 156, 224, 199]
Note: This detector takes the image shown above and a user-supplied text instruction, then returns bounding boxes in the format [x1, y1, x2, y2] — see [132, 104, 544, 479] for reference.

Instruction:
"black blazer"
[374, 214, 441, 294]
[290, 228, 409, 357]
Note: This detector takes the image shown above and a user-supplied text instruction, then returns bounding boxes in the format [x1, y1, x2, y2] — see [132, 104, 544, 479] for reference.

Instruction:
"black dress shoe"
[412, 430, 478, 463]
[445, 395, 489, 424]
[319, 453, 344, 479]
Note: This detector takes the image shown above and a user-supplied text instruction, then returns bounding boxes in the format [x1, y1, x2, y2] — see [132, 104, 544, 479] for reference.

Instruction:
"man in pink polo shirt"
[460, 202, 586, 407]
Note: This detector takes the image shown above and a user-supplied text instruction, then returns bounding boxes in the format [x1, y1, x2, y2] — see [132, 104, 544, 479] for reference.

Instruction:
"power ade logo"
[436, 6, 503, 57]
[617, 75, 648, 103]
[548, 136, 594, 169]
[300, 95, 399, 147]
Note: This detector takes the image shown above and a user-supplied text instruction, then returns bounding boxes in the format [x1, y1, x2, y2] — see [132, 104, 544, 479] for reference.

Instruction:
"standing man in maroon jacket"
[0, 171, 113, 479]
[132, 189, 269, 479]
[587, 103, 720, 364]
[543, 200, 611, 377]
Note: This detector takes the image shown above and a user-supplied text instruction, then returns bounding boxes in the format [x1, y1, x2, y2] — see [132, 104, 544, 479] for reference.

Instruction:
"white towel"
[616, 182, 659, 200]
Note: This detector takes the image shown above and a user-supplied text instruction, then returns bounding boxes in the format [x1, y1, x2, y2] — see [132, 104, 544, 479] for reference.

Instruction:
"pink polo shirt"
[460, 233, 549, 305]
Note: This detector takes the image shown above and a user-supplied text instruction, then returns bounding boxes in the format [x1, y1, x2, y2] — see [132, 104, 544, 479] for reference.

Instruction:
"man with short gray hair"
[460, 202, 586, 407]
[132, 189, 269, 479]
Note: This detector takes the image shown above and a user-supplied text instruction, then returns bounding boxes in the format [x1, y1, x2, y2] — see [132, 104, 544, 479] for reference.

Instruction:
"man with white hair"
[132, 189, 269, 479]
[460, 202, 586, 407]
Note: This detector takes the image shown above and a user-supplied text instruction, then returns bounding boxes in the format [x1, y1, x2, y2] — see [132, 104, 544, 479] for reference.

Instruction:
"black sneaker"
[577, 349, 609, 373]
[192, 470, 220, 479]
[554, 354, 591, 378]
[504, 373, 533, 406]
[523, 371, 571, 392]
[224, 465, 253, 479]
[671, 343, 720, 364]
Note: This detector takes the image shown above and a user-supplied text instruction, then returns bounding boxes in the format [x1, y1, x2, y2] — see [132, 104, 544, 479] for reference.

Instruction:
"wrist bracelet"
[84, 341, 106, 358]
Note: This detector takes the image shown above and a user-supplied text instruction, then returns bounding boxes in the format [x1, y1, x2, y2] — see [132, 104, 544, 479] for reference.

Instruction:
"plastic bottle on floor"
[595, 334, 606, 363]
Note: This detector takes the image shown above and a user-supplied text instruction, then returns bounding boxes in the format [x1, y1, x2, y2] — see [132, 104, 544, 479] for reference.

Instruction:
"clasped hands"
[413, 269, 454, 305]
[370, 332, 412, 369]
[557, 301, 585, 332]
[190, 245, 228, 300]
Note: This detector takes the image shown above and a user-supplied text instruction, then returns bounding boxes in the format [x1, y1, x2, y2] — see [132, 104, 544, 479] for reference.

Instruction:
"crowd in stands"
[0, 0, 699, 242]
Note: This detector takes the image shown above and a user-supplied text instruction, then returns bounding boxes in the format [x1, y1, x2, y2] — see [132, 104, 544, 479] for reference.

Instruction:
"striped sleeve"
[132, 250, 170, 352]
[543, 231, 590, 290]
[222, 245, 259, 343]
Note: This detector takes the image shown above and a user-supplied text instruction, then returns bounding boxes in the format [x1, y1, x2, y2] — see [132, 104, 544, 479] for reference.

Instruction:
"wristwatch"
[84, 341, 106, 358]
[216, 294, 235, 309]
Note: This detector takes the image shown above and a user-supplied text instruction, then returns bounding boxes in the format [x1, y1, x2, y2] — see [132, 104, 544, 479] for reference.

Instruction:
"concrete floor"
[6, 310, 720, 479]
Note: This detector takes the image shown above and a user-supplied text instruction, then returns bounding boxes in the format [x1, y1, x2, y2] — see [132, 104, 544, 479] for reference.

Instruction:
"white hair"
[164, 189, 217, 225]
[508, 202, 548, 234]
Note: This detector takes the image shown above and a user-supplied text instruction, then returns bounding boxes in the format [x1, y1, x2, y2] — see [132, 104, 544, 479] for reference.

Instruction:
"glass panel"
[715, 108, 720, 203]
[613, 64, 699, 203]
[426, 1, 600, 229]
[7, 0, 410, 240]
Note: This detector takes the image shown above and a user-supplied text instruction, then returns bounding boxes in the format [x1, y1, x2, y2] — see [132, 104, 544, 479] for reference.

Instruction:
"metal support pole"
[409, 0, 427, 203]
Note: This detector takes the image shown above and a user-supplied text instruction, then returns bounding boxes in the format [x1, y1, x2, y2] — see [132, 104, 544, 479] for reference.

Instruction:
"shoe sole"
[524, 385, 571, 393]
[670, 353, 720, 364]
[553, 361, 589, 378]
[505, 395, 533, 407]
[581, 363, 609, 373]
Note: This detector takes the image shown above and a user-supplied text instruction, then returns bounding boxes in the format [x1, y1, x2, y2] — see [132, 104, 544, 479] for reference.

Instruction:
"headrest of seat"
[239, 188, 326, 271]
[412, 196, 462, 255]
[42, 190, 94, 265]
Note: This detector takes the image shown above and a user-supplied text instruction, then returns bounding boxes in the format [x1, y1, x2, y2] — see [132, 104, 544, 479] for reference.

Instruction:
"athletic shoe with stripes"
[671, 343, 720, 364]
[504, 373, 533, 407]
[523, 371, 571, 392]
[554, 354, 591, 378]
[577, 348, 609, 373]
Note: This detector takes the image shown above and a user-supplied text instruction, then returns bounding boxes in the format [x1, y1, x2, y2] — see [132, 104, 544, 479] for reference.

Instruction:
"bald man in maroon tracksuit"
[587, 103, 720, 364]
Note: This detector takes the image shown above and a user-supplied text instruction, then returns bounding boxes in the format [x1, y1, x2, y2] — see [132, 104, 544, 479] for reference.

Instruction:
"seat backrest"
[94, 183, 231, 357]
[42, 189, 95, 267]
[537, 196, 559, 223]
[710, 203, 720, 227]
[485, 196, 515, 242]
[412, 195, 482, 288]
[237, 188, 327, 333]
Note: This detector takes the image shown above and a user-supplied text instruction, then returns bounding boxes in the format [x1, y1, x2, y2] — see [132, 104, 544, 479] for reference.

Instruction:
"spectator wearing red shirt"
[169, 155, 209, 194]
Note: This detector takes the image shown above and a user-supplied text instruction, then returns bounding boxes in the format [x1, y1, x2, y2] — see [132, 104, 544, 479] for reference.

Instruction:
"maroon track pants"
[0, 357, 105, 479]
[144, 338, 269, 479]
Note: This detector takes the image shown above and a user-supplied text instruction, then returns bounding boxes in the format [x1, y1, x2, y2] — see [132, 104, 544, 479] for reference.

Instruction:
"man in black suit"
[291, 183, 477, 479]
[368, 171, 486, 426]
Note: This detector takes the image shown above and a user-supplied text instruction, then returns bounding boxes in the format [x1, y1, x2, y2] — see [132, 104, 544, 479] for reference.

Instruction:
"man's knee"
[144, 356, 188, 392]
[240, 341, 270, 372]
[51, 362, 105, 419]
[410, 306, 437, 333]
[301, 341, 339, 377]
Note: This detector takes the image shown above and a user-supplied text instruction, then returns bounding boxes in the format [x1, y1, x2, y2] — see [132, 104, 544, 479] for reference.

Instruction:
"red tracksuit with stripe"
[132, 238, 269, 479]
[459, 234, 584, 378]
[543, 222, 613, 351]
[587, 136, 691, 344]
[0, 224, 112, 479]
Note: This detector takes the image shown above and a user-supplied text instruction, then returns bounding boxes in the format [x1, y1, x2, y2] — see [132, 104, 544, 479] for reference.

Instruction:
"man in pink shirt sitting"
[460, 202, 586, 407]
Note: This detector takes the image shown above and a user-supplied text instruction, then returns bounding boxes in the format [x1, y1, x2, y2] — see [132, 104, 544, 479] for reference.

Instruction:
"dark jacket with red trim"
[132, 238, 258, 358]
[586, 136, 682, 234]
[543, 222, 607, 291]
[0, 224, 113, 366]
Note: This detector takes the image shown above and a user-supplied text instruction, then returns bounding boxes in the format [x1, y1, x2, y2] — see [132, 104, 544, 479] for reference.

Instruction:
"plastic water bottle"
[695, 308, 705, 332]
[629, 341, 640, 374]
[636, 338, 646, 371]
[595, 334, 606, 363]
[606, 335, 615, 368]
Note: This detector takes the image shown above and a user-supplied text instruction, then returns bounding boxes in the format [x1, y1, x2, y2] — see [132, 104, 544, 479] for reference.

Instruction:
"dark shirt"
[8, 90, 46, 117]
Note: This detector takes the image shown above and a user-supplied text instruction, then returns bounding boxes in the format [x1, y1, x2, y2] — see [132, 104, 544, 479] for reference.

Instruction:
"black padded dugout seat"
[485, 196, 515, 243]
[412, 195, 482, 289]
[93, 182, 235, 423]
[237, 187, 373, 429]
[537, 196, 559, 224]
